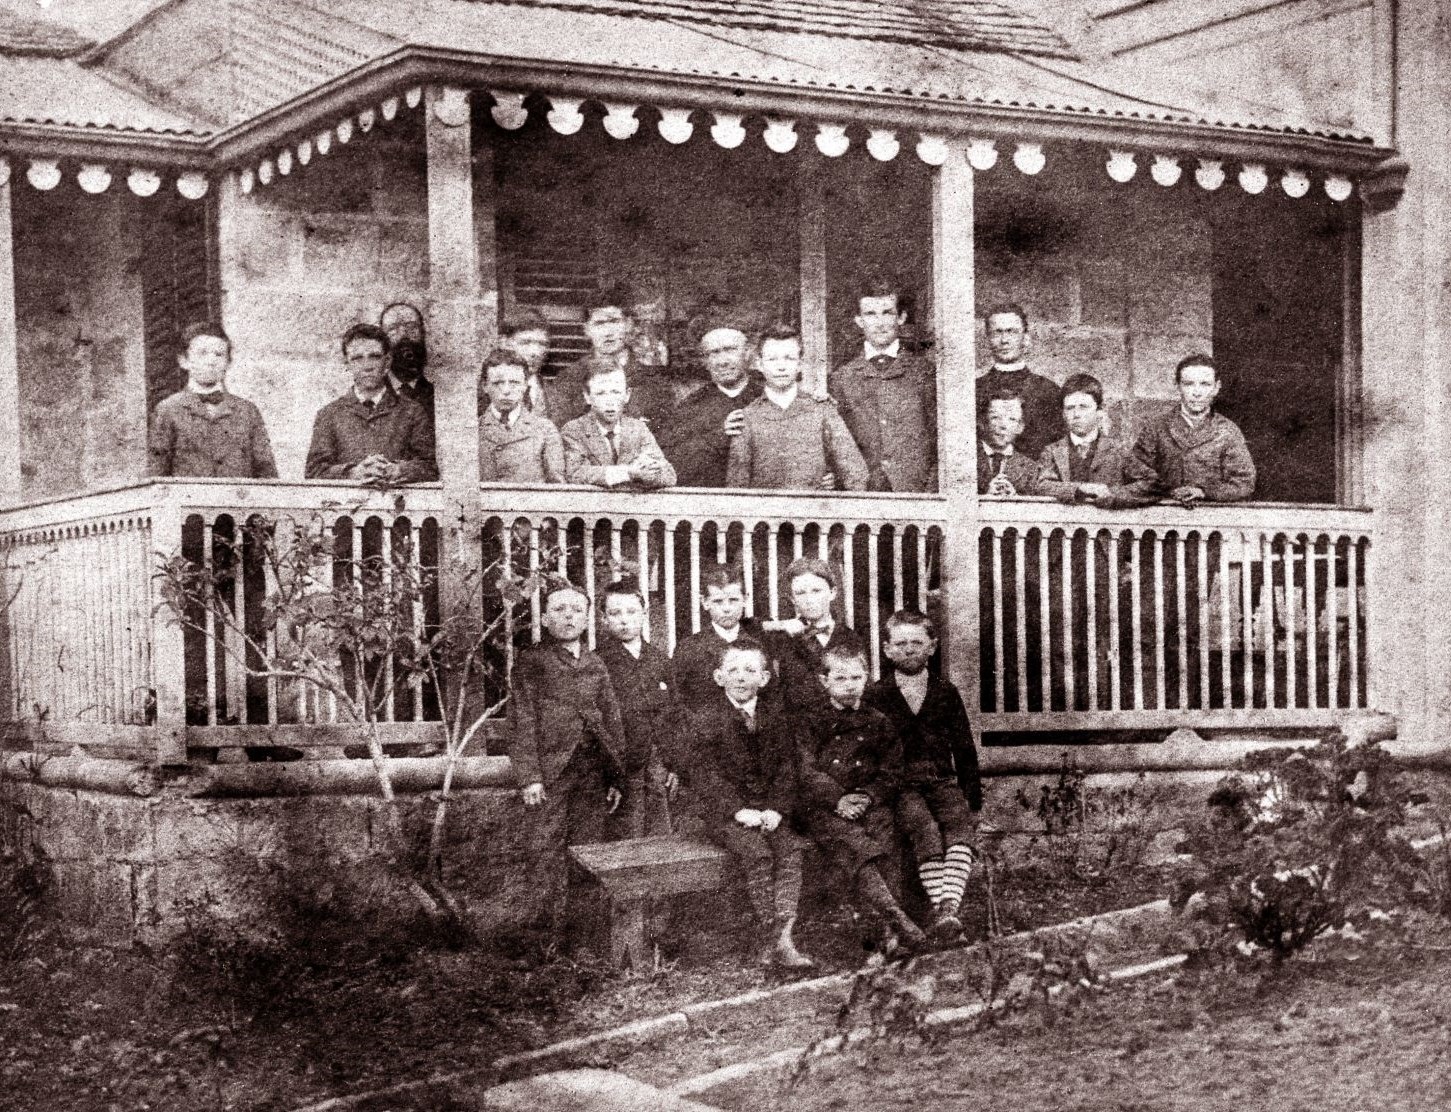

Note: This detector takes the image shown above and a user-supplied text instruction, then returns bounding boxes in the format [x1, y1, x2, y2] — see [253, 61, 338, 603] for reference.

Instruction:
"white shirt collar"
[712, 622, 741, 642]
[865, 339, 901, 360]
[765, 384, 798, 410]
[354, 386, 387, 406]
[1069, 430, 1099, 448]
[1180, 406, 1210, 428]
[982, 441, 1014, 457]
[621, 638, 643, 659]
[993, 361, 1028, 373]
[716, 381, 749, 399]
[812, 618, 835, 644]
[187, 382, 224, 398]
[727, 694, 758, 716]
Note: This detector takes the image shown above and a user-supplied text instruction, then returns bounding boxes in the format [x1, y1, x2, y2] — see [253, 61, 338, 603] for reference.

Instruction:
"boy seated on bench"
[685, 640, 815, 969]
[510, 579, 626, 938]
[796, 643, 927, 952]
[867, 610, 983, 943]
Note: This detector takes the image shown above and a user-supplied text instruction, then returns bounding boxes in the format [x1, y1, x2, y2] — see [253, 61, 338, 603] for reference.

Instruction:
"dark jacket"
[866, 675, 982, 810]
[767, 624, 864, 717]
[975, 366, 1063, 459]
[659, 380, 762, 487]
[1126, 408, 1256, 502]
[832, 350, 937, 492]
[796, 701, 902, 812]
[596, 639, 682, 775]
[669, 620, 764, 709]
[148, 390, 279, 479]
[977, 443, 1041, 497]
[304, 389, 438, 481]
[394, 375, 434, 415]
[1037, 435, 1149, 510]
[686, 690, 797, 822]
[506, 641, 626, 789]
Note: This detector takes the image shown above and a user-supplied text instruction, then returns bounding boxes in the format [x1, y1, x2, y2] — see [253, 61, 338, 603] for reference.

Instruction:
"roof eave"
[0, 120, 208, 166]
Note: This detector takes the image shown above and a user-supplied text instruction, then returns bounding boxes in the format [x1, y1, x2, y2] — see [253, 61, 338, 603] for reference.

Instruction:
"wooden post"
[931, 141, 980, 715]
[0, 166, 20, 501]
[797, 160, 829, 395]
[149, 499, 188, 764]
[425, 85, 485, 568]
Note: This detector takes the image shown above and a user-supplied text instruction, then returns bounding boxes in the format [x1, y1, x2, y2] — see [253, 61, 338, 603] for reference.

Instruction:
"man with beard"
[380, 301, 433, 416]
[975, 303, 1061, 460]
[660, 322, 762, 487]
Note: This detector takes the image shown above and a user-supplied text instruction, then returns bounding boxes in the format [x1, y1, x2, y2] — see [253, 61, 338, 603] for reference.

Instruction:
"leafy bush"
[1015, 757, 1161, 876]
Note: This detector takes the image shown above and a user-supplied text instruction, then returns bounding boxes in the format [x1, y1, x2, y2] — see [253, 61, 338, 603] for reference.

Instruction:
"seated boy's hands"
[522, 782, 546, 807]
[1078, 482, 1112, 501]
[986, 474, 1016, 498]
[605, 786, 622, 813]
[735, 808, 764, 828]
[759, 809, 783, 832]
[835, 793, 870, 820]
[664, 770, 679, 798]
[1171, 485, 1206, 506]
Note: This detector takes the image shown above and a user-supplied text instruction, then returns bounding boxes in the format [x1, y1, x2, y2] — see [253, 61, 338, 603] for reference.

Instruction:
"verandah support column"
[797, 160, 829, 395]
[0, 166, 19, 500]
[931, 140, 980, 715]
[425, 85, 486, 568]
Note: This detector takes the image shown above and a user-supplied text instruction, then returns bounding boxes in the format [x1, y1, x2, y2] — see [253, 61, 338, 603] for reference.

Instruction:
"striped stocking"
[939, 844, 975, 913]
[918, 857, 947, 908]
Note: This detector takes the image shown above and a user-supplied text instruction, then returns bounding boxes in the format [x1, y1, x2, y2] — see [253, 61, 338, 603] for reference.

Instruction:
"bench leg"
[609, 897, 648, 970]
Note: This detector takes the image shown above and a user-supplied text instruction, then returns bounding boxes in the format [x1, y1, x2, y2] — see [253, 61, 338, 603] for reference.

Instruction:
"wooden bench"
[568, 836, 731, 968]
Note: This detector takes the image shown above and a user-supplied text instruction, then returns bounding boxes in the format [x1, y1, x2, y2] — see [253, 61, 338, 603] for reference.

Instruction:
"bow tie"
[196, 391, 224, 405]
[870, 353, 895, 368]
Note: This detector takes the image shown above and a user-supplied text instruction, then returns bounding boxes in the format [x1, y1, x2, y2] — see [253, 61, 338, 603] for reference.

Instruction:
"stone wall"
[13, 188, 148, 500]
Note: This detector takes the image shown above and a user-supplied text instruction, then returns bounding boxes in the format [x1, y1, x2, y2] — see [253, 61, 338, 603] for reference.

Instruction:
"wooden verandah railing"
[0, 480, 1373, 763]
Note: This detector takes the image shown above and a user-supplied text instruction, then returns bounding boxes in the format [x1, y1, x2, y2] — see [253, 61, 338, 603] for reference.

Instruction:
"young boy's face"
[602, 591, 645, 643]
[542, 588, 589, 643]
[508, 328, 550, 374]
[1178, 363, 1220, 417]
[181, 334, 231, 390]
[883, 623, 936, 676]
[702, 583, 746, 630]
[583, 306, 631, 357]
[984, 399, 1025, 450]
[584, 369, 631, 425]
[714, 647, 770, 704]
[790, 572, 836, 625]
[855, 295, 905, 350]
[485, 364, 528, 415]
[819, 656, 868, 709]
[758, 337, 803, 392]
[1062, 391, 1101, 440]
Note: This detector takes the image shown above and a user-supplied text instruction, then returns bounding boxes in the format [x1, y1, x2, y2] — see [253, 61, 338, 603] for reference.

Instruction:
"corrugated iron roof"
[0, 54, 205, 135]
[0, 5, 93, 57]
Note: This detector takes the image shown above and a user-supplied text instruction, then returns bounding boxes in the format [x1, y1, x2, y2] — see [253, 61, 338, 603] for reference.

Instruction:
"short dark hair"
[984, 385, 1026, 408]
[380, 301, 423, 325]
[984, 302, 1029, 330]
[481, 346, 528, 379]
[1060, 373, 1104, 409]
[702, 563, 746, 595]
[1175, 353, 1217, 383]
[760, 322, 801, 346]
[542, 577, 588, 607]
[885, 609, 936, 640]
[341, 322, 391, 358]
[602, 575, 645, 606]
[819, 642, 868, 676]
[501, 309, 548, 337]
[718, 638, 770, 670]
[785, 556, 836, 592]
[856, 272, 903, 309]
[180, 321, 231, 356]
[585, 288, 631, 320]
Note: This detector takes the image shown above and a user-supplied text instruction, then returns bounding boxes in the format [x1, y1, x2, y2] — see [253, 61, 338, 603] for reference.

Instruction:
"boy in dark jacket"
[510, 580, 626, 936]
[868, 610, 983, 942]
[797, 643, 926, 950]
[767, 557, 864, 717]
[670, 563, 763, 708]
[687, 640, 814, 968]
[596, 577, 680, 837]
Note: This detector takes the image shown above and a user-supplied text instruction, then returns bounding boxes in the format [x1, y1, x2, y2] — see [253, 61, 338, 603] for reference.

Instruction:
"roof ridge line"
[77, 0, 192, 65]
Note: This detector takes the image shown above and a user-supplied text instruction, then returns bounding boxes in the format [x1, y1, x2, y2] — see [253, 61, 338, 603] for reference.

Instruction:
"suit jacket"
[560, 415, 677, 488]
[796, 702, 903, 812]
[669, 620, 764, 708]
[552, 352, 675, 432]
[394, 375, 434, 415]
[686, 690, 797, 822]
[1037, 436, 1149, 510]
[975, 366, 1063, 458]
[479, 408, 564, 483]
[304, 389, 438, 481]
[659, 380, 762, 487]
[976, 444, 1041, 497]
[866, 675, 982, 809]
[766, 623, 864, 717]
[149, 390, 279, 479]
[726, 392, 869, 491]
[506, 640, 626, 788]
[596, 639, 682, 774]
[832, 350, 937, 492]
[1125, 409, 1256, 502]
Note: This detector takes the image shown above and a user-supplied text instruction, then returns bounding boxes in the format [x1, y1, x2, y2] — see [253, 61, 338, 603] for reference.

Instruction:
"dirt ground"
[714, 946, 1451, 1112]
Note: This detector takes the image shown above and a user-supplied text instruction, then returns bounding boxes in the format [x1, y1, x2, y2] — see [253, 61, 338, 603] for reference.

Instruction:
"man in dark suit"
[832, 278, 937, 492]
[304, 323, 437, 483]
[660, 323, 762, 487]
[380, 301, 433, 416]
[976, 303, 1061, 459]
[765, 557, 866, 717]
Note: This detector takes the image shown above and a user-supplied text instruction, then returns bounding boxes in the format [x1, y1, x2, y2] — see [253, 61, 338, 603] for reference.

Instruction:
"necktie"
[362, 397, 376, 413]
[526, 377, 543, 413]
[870, 353, 894, 372]
[1076, 443, 1090, 461]
[991, 453, 1005, 477]
[606, 429, 619, 463]
[197, 392, 224, 406]
[741, 706, 756, 733]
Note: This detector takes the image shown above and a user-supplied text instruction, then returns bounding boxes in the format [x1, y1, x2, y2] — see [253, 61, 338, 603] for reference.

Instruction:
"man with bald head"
[660, 322, 763, 487]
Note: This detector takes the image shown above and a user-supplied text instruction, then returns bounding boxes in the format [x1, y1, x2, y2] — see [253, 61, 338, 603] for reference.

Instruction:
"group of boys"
[975, 304, 1257, 507]
[508, 558, 983, 968]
